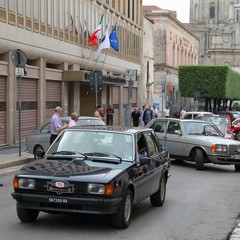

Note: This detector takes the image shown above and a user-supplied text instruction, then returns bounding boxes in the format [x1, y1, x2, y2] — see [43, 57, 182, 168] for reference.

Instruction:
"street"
[0, 161, 239, 240]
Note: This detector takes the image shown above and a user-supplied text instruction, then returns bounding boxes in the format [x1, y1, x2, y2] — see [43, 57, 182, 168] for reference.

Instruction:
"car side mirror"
[175, 129, 182, 135]
[139, 156, 151, 165]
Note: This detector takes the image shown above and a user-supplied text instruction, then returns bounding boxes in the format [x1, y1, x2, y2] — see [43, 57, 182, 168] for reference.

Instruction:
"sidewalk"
[0, 145, 239, 239]
[0, 145, 33, 170]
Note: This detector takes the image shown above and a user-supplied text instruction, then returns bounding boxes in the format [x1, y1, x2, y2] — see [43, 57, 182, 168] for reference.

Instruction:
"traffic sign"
[162, 84, 166, 93]
[15, 68, 24, 77]
[125, 69, 137, 81]
[11, 49, 27, 68]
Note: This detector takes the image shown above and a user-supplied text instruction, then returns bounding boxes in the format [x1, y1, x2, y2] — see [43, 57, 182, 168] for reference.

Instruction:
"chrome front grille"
[229, 145, 240, 155]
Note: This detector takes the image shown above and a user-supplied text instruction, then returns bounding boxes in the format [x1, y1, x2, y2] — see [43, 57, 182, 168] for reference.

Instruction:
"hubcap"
[124, 195, 131, 222]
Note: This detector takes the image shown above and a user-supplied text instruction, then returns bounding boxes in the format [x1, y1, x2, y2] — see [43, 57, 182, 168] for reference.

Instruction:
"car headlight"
[13, 177, 35, 190]
[210, 144, 227, 153]
[88, 183, 113, 195]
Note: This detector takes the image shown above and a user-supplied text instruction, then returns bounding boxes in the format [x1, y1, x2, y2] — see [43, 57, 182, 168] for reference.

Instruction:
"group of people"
[131, 105, 159, 127]
[94, 105, 114, 125]
[50, 106, 79, 144]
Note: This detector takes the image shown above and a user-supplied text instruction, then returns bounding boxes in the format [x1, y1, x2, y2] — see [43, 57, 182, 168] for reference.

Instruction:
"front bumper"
[11, 192, 122, 215]
[208, 154, 240, 165]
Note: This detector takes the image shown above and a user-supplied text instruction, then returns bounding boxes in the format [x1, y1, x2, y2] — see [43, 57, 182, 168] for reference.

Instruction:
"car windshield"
[47, 130, 134, 161]
[183, 122, 222, 136]
[199, 115, 230, 135]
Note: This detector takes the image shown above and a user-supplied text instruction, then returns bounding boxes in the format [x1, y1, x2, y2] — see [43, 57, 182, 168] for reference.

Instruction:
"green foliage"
[178, 65, 240, 100]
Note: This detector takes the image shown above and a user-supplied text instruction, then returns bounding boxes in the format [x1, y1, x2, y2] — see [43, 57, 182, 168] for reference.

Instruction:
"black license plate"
[48, 197, 68, 204]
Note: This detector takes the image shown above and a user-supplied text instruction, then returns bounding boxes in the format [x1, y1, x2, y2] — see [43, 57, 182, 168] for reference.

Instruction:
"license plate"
[48, 197, 68, 204]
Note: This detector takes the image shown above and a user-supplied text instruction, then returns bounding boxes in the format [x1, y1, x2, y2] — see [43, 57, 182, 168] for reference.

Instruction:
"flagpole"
[100, 50, 108, 71]
[93, 54, 101, 72]
[85, 50, 93, 71]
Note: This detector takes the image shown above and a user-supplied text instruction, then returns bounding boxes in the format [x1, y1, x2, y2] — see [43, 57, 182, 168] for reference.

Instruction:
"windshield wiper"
[84, 152, 122, 163]
[50, 151, 87, 157]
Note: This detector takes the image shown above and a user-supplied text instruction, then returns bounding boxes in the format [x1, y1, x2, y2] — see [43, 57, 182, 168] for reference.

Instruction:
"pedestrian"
[143, 106, 153, 126]
[164, 106, 170, 118]
[94, 105, 106, 121]
[180, 107, 186, 119]
[94, 105, 101, 118]
[152, 106, 158, 118]
[106, 104, 114, 125]
[131, 108, 141, 127]
[50, 106, 68, 144]
[68, 112, 79, 127]
[140, 105, 146, 127]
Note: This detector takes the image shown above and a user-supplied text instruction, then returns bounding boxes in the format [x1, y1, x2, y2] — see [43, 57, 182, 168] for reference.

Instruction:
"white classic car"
[146, 118, 240, 171]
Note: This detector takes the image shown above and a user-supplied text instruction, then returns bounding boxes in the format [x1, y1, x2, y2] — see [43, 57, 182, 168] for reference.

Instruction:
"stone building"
[188, 0, 240, 71]
[0, 0, 143, 146]
[143, 6, 200, 116]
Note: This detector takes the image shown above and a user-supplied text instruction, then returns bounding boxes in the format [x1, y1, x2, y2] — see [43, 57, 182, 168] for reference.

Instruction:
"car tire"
[17, 204, 39, 222]
[195, 148, 204, 170]
[150, 175, 166, 207]
[112, 189, 132, 229]
[34, 145, 44, 160]
[234, 165, 240, 171]
[236, 132, 240, 141]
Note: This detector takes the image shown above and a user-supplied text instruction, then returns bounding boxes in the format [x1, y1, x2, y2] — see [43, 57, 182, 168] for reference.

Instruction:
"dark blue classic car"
[12, 126, 171, 228]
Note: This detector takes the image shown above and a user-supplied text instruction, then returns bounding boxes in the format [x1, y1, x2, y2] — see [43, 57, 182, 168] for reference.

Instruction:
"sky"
[142, 0, 191, 23]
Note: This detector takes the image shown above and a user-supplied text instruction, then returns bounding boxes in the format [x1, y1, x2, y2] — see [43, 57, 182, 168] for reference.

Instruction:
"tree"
[178, 65, 240, 111]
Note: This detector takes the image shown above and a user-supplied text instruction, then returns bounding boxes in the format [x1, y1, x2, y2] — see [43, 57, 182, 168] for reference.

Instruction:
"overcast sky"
[142, 0, 191, 23]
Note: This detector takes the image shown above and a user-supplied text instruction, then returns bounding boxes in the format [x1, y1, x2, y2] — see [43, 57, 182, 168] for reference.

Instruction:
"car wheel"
[195, 148, 204, 170]
[150, 175, 166, 206]
[112, 189, 132, 229]
[34, 145, 44, 160]
[234, 165, 240, 171]
[17, 204, 39, 222]
[236, 132, 240, 140]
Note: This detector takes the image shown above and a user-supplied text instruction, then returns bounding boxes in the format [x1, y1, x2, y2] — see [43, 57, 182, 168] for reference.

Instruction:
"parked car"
[194, 114, 232, 139]
[183, 111, 213, 119]
[26, 116, 105, 159]
[217, 111, 240, 124]
[12, 126, 171, 229]
[145, 118, 240, 171]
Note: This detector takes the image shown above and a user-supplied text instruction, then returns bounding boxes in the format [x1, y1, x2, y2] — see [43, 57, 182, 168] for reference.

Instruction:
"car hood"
[16, 158, 133, 183]
[186, 135, 240, 145]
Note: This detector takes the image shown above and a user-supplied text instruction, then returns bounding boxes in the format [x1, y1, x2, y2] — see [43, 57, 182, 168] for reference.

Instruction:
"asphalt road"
[0, 161, 239, 240]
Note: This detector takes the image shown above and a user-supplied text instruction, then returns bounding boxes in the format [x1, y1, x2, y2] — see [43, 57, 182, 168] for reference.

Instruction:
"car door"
[136, 132, 162, 201]
[164, 120, 184, 157]
[148, 119, 168, 147]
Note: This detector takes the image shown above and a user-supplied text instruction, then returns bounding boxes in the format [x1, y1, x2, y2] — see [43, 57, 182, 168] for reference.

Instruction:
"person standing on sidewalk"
[50, 106, 68, 144]
[106, 105, 114, 125]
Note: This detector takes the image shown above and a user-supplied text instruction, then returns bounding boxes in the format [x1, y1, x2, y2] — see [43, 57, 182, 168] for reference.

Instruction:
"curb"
[0, 158, 33, 170]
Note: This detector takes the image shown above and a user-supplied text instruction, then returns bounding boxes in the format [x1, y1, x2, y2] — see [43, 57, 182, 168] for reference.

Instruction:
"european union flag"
[109, 26, 119, 51]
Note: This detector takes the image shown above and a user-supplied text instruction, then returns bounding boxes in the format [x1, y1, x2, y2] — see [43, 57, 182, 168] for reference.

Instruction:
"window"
[209, 5, 215, 18]
[167, 121, 180, 134]
[26, 0, 31, 17]
[18, 0, 23, 14]
[0, 0, 5, 8]
[41, 0, 45, 23]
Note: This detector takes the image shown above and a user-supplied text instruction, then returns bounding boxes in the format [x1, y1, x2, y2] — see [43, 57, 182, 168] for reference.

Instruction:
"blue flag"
[109, 26, 119, 51]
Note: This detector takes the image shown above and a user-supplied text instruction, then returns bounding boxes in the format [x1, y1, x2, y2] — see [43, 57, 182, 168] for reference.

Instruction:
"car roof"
[66, 125, 151, 134]
[61, 116, 102, 121]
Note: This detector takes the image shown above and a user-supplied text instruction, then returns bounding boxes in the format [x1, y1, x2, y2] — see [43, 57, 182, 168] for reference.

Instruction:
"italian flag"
[89, 15, 104, 46]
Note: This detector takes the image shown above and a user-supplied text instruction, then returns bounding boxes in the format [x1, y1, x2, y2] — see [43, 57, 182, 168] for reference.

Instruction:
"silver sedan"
[26, 116, 105, 159]
[146, 118, 240, 171]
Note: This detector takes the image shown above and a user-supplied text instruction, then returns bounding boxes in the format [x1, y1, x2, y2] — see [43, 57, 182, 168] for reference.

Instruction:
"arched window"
[209, 5, 215, 18]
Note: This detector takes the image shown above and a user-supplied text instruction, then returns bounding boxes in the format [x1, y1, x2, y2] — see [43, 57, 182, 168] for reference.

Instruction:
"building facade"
[0, 0, 143, 146]
[143, 6, 200, 116]
[188, 0, 240, 71]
